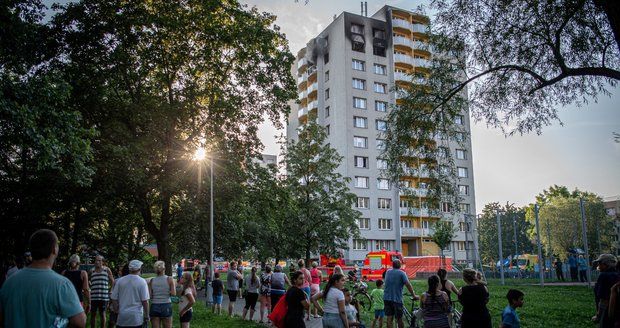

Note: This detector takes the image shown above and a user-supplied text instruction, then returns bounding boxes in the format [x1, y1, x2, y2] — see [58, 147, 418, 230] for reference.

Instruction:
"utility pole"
[580, 198, 592, 287]
[496, 210, 505, 285]
[546, 221, 553, 280]
[534, 204, 545, 287]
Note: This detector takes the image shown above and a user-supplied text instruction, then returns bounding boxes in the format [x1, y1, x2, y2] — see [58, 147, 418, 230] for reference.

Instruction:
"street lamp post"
[209, 155, 214, 284]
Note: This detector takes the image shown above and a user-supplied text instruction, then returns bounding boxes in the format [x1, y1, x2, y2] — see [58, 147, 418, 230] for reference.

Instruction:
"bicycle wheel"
[402, 307, 413, 327]
[353, 291, 372, 311]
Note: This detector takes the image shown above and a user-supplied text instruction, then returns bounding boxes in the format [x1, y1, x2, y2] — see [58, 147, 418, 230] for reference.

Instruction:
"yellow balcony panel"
[393, 36, 413, 50]
[394, 53, 413, 67]
[392, 18, 412, 32]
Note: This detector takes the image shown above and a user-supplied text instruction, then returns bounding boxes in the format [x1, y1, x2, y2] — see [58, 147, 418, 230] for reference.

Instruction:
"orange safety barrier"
[402, 256, 453, 278]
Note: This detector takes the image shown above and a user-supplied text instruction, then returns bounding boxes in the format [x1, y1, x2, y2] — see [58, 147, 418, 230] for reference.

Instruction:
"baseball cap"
[129, 260, 143, 271]
[593, 254, 617, 267]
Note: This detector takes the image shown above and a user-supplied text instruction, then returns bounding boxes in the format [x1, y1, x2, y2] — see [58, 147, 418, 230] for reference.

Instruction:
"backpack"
[268, 294, 288, 328]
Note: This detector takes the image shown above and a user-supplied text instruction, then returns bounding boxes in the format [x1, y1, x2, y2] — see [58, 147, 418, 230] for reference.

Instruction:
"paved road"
[196, 290, 323, 328]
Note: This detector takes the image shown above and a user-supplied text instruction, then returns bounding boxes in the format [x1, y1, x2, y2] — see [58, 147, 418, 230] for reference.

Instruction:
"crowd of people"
[2, 228, 620, 328]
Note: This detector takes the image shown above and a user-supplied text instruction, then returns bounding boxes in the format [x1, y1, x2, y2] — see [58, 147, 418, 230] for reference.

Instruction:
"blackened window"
[324, 53, 329, 64]
[373, 29, 385, 39]
[352, 34, 365, 52]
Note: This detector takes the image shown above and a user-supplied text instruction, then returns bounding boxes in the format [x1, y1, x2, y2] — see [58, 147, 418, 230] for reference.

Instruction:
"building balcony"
[307, 82, 318, 95]
[413, 58, 430, 68]
[308, 100, 318, 111]
[297, 107, 307, 118]
[297, 57, 307, 70]
[393, 36, 413, 49]
[394, 71, 413, 83]
[393, 18, 412, 31]
[298, 90, 307, 101]
[394, 53, 413, 66]
[412, 41, 429, 52]
[297, 73, 307, 85]
[401, 227, 434, 237]
[412, 23, 428, 34]
[400, 207, 440, 217]
[399, 187, 429, 197]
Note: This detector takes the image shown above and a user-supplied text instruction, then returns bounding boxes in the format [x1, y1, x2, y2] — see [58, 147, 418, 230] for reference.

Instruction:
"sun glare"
[193, 147, 206, 161]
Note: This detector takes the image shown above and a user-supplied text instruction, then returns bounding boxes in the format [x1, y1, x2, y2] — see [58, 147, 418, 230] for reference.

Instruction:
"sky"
[244, 0, 620, 212]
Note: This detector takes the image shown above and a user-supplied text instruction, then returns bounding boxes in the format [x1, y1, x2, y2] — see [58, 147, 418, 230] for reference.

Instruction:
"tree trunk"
[70, 206, 81, 255]
[305, 248, 311, 270]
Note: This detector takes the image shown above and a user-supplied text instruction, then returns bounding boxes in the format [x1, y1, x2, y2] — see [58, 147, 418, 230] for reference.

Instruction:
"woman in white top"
[311, 273, 349, 328]
[179, 272, 196, 328]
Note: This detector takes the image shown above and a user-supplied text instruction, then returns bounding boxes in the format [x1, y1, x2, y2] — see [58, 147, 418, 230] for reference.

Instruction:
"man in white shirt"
[111, 260, 149, 328]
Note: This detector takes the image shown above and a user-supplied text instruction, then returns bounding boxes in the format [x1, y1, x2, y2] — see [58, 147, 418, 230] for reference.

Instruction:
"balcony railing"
[394, 53, 413, 66]
[399, 187, 429, 197]
[298, 90, 307, 101]
[401, 227, 434, 237]
[412, 23, 428, 34]
[297, 57, 307, 69]
[307, 65, 317, 76]
[393, 36, 413, 49]
[308, 100, 318, 110]
[394, 72, 412, 83]
[297, 107, 307, 118]
[393, 18, 412, 30]
[307, 82, 318, 94]
[413, 58, 430, 68]
[412, 41, 429, 52]
[297, 73, 307, 85]
[399, 207, 440, 217]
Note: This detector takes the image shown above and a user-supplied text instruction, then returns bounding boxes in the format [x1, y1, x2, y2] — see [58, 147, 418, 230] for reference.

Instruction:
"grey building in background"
[604, 196, 620, 255]
[286, 5, 477, 264]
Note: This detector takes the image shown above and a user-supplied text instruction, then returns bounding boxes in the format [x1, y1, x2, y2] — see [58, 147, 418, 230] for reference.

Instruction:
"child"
[344, 288, 364, 327]
[501, 289, 524, 328]
[211, 272, 223, 314]
[370, 279, 385, 328]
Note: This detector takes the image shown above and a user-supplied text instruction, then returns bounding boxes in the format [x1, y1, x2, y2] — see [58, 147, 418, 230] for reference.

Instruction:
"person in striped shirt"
[89, 255, 114, 328]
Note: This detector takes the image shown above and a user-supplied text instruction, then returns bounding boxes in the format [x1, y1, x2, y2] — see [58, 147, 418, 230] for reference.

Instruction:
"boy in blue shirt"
[502, 289, 524, 328]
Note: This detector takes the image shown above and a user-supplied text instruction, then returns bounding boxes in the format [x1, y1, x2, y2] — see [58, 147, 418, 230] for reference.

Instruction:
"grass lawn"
[87, 274, 596, 327]
[353, 279, 597, 328]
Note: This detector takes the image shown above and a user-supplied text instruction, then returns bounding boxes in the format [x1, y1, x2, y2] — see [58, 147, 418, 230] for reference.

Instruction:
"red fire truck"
[361, 250, 405, 281]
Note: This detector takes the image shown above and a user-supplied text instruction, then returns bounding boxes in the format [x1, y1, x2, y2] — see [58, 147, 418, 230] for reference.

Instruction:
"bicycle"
[402, 294, 422, 328]
[346, 280, 372, 311]
[450, 302, 462, 328]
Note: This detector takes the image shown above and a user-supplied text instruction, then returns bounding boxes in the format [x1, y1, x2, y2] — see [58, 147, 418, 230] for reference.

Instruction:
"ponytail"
[323, 273, 344, 300]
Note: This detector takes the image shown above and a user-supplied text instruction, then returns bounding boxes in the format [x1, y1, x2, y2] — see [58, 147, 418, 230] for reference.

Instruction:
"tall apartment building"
[604, 196, 620, 255]
[286, 5, 477, 265]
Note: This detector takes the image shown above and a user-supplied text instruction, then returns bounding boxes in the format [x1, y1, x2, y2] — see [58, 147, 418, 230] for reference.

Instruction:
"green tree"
[431, 220, 456, 267]
[283, 123, 361, 264]
[525, 187, 612, 260]
[427, 0, 619, 135]
[54, 0, 297, 273]
[477, 203, 535, 266]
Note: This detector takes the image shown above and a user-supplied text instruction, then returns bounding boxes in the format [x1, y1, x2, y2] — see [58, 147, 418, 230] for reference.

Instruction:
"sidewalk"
[196, 290, 323, 328]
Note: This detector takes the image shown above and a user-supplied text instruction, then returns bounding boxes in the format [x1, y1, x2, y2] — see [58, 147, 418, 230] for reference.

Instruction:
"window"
[438, 147, 449, 158]
[458, 185, 469, 195]
[376, 120, 387, 131]
[376, 139, 386, 150]
[455, 132, 465, 142]
[456, 149, 467, 160]
[373, 44, 386, 57]
[356, 218, 370, 230]
[459, 222, 470, 232]
[441, 202, 452, 212]
[356, 197, 370, 209]
[354, 116, 368, 128]
[325, 88, 330, 100]
[352, 59, 365, 71]
[374, 64, 386, 75]
[351, 23, 364, 34]
[459, 203, 471, 214]
[355, 176, 369, 188]
[378, 219, 392, 230]
[457, 241, 465, 251]
[375, 101, 387, 112]
[377, 178, 390, 190]
[326, 125, 330, 135]
[325, 71, 330, 82]
[457, 167, 468, 178]
[378, 198, 392, 210]
[401, 219, 412, 228]
[374, 82, 387, 93]
[353, 97, 367, 109]
[325, 106, 330, 118]
[354, 156, 369, 168]
[373, 29, 385, 39]
[422, 220, 430, 229]
[375, 240, 393, 251]
[455, 115, 464, 125]
[353, 136, 368, 148]
[352, 78, 366, 90]
[353, 239, 368, 250]
[376, 158, 387, 169]
[324, 53, 329, 64]
[445, 243, 451, 251]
